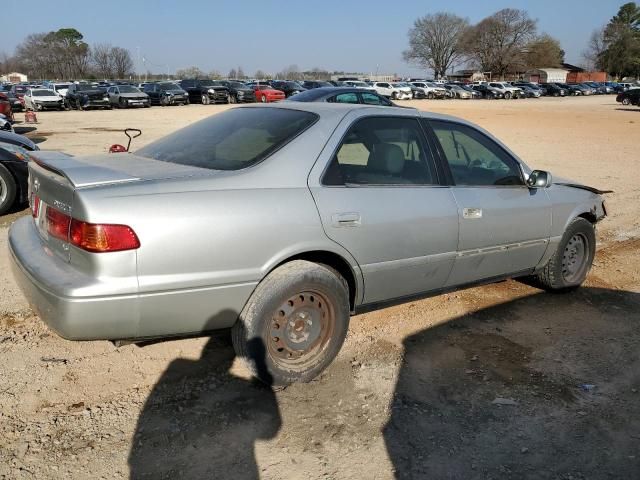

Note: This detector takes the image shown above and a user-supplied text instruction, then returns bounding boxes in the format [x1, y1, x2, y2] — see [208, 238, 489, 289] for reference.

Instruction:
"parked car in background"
[10, 85, 29, 101]
[513, 82, 544, 96]
[9, 103, 607, 386]
[0, 141, 34, 215]
[444, 84, 473, 99]
[343, 80, 373, 89]
[270, 81, 306, 98]
[65, 83, 111, 110]
[544, 83, 567, 97]
[107, 85, 150, 108]
[488, 82, 523, 99]
[286, 87, 395, 106]
[143, 82, 189, 106]
[411, 82, 448, 99]
[393, 82, 425, 99]
[460, 85, 482, 99]
[616, 89, 640, 106]
[219, 81, 256, 103]
[472, 84, 503, 99]
[253, 85, 285, 103]
[0, 93, 14, 123]
[24, 89, 65, 111]
[516, 85, 542, 98]
[371, 82, 411, 100]
[4, 91, 23, 112]
[301, 81, 334, 90]
[179, 79, 229, 104]
[49, 83, 72, 97]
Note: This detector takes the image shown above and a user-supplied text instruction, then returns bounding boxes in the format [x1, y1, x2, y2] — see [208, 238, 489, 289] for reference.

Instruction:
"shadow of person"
[129, 330, 281, 479]
[383, 287, 640, 479]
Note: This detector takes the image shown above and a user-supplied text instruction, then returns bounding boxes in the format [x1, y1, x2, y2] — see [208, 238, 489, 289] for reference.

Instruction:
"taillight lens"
[70, 220, 140, 253]
[46, 206, 71, 241]
[31, 195, 40, 218]
[44, 206, 140, 253]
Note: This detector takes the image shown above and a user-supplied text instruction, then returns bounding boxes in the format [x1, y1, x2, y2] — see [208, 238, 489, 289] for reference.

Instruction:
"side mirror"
[527, 170, 552, 188]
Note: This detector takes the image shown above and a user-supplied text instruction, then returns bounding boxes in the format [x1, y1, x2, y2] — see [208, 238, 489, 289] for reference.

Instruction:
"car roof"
[288, 87, 372, 101]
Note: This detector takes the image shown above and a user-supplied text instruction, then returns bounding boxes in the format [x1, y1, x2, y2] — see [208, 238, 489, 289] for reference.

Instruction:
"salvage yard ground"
[1, 96, 639, 479]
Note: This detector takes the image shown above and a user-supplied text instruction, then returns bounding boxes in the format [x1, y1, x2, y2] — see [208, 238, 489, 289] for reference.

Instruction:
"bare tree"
[110, 47, 133, 79]
[92, 43, 114, 79]
[175, 66, 206, 78]
[582, 27, 607, 71]
[228, 68, 237, 79]
[403, 13, 469, 79]
[237, 66, 245, 79]
[463, 9, 537, 79]
[254, 69, 267, 79]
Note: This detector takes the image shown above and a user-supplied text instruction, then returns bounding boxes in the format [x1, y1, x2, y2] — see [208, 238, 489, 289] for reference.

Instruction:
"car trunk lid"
[28, 151, 213, 261]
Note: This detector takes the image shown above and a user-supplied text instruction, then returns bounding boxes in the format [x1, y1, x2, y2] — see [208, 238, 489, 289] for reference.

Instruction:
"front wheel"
[504, 92, 512, 100]
[231, 260, 350, 386]
[201, 94, 210, 105]
[0, 164, 17, 216]
[261, 94, 267, 103]
[532, 217, 596, 291]
[622, 98, 630, 105]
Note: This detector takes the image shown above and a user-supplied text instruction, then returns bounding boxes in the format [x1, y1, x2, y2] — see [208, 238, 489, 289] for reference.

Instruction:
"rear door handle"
[332, 212, 361, 227]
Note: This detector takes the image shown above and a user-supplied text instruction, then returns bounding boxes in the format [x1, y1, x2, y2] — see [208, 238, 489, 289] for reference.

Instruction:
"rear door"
[425, 119, 552, 286]
[308, 111, 459, 305]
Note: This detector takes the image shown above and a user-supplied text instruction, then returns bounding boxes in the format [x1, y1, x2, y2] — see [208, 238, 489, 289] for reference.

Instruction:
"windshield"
[77, 84, 101, 91]
[118, 86, 140, 93]
[159, 82, 180, 90]
[54, 84, 70, 90]
[136, 107, 318, 171]
[32, 90, 56, 96]
[14, 86, 28, 93]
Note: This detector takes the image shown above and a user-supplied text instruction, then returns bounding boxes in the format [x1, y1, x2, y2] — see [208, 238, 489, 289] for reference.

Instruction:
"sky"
[4, 0, 626, 77]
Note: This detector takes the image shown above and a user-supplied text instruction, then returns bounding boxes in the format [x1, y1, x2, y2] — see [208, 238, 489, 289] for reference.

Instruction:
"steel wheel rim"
[266, 290, 335, 372]
[0, 175, 7, 205]
[562, 233, 588, 283]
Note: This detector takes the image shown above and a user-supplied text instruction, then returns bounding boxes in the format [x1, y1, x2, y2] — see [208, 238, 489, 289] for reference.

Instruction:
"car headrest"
[369, 143, 405, 175]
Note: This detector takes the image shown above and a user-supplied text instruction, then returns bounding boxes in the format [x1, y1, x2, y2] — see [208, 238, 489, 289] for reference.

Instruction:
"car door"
[425, 119, 552, 287]
[308, 111, 459, 305]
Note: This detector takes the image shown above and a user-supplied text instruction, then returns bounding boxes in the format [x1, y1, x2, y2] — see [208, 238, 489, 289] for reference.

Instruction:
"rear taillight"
[44, 206, 140, 253]
[70, 220, 140, 253]
[46, 206, 71, 241]
[31, 195, 40, 218]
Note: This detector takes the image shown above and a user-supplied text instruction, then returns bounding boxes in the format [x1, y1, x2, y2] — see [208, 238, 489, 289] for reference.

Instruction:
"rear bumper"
[9, 217, 256, 341]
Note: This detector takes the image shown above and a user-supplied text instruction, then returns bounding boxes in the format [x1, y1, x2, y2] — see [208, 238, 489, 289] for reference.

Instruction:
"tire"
[231, 260, 350, 386]
[427, 92, 434, 100]
[75, 99, 83, 110]
[119, 98, 127, 109]
[622, 98, 630, 105]
[533, 217, 596, 292]
[229, 94, 237, 104]
[504, 92, 512, 100]
[261, 94, 267, 103]
[201, 94, 210, 105]
[160, 96, 169, 107]
[553, 92, 559, 97]
[391, 92, 398, 100]
[0, 164, 17, 216]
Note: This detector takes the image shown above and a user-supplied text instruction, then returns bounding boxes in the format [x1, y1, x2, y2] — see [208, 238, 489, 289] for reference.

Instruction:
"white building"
[524, 68, 568, 84]
[0, 72, 28, 83]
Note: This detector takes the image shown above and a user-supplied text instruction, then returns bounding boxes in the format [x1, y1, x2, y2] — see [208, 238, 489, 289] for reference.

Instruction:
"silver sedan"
[107, 85, 150, 108]
[9, 103, 607, 385]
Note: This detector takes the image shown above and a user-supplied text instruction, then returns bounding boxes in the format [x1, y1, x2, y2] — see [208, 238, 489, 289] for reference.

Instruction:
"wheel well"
[578, 212, 597, 224]
[273, 251, 357, 311]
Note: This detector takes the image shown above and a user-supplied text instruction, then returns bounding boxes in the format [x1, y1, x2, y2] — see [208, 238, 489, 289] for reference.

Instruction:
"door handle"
[462, 207, 482, 219]
[332, 212, 361, 227]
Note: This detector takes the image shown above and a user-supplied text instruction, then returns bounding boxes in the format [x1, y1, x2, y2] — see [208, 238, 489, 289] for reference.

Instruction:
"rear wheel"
[533, 217, 596, 291]
[231, 260, 350, 386]
[0, 164, 17, 216]
[261, 94, 267, 103]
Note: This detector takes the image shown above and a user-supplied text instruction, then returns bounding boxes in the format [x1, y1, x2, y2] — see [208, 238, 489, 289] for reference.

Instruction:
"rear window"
[136, 107, 318, 171]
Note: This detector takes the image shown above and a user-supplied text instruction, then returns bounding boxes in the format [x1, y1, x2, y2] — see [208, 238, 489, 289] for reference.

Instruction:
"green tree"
[524, 34, 564, 69]
[598, 2, 640, 78]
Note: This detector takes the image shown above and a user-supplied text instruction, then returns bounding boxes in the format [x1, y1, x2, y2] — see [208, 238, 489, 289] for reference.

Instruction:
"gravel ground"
[1, 96, 639, 480]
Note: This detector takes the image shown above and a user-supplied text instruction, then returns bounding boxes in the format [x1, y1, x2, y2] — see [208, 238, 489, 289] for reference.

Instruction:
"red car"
[0, 93, 14, 123]
[252, 85, 285, 103]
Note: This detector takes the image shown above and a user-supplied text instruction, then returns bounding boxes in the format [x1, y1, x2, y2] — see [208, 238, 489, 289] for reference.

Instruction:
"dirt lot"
[1, 97, 639, 479]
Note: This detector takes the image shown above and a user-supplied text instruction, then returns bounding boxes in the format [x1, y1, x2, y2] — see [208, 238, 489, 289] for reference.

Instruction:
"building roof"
[561, 63, 585, 72]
